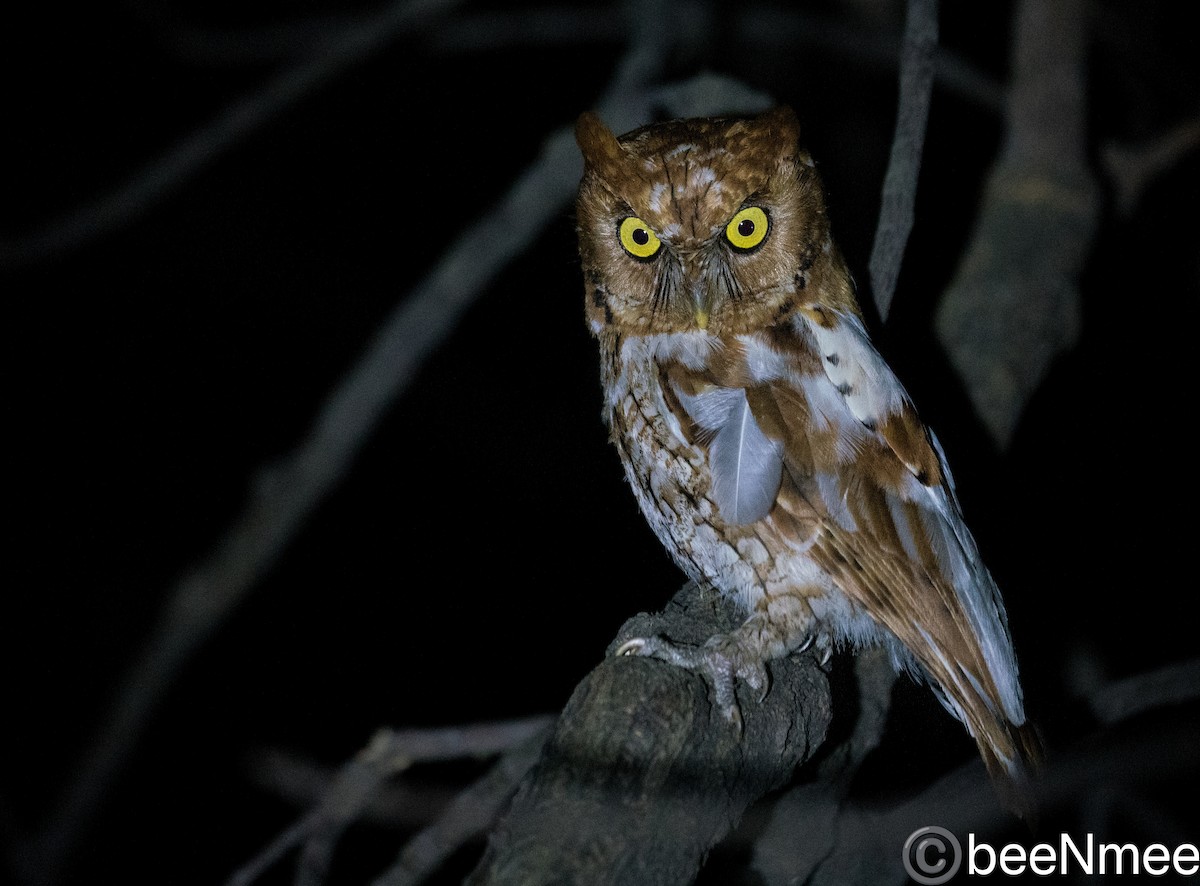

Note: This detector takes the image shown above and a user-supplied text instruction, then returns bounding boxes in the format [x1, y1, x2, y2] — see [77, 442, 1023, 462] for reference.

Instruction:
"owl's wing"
[665, 309, 1035, 799]
[779, 306, 1036, 789]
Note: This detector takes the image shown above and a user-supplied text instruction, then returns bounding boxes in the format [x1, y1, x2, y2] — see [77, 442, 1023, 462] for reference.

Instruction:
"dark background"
[3, 1, 1198, 884]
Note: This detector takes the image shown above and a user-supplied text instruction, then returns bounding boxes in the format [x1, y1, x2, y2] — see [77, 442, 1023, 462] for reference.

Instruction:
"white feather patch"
[672, 383, 738, 434]
[620, 331, 720, 371]
[674, 385, 782, 525]
[710, 391, 784, 524]
[737, 334, 788, 383]
[796, 311, 907, 427]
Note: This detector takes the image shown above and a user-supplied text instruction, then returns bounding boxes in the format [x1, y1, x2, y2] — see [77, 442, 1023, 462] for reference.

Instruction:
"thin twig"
[227, 810, 323, 886]
[295, 731, 415, 886]
[249, 752, 459, 827]
[0, 0, 465, 269]
[869, 0, 938, 321]
[370, 725, 551, 886]
[228, 720, 552, 886]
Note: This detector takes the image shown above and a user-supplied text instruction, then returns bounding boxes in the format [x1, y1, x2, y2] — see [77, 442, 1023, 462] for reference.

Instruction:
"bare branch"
[753, 656, 1200, 884]
[294, 731, 422, 886]
[0, 0, 466, 269]
[370, 727, 550, 886]
[648, 73, 774, 120]
[228, 811, 323, 886]
[935, 0, 1100, 447]
[869, 0, 938, 320]
[227, 720, 551, 886]
[249, 748, 462, 828]
[1101, 115, 1200, 217]
[1088, 657, 1200, 726]
[128, 5, 380, 64]
[27, 0, 773, 871]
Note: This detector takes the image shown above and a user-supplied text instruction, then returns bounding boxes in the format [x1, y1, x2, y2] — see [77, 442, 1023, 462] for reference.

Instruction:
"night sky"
[4, 2, 1198, 884]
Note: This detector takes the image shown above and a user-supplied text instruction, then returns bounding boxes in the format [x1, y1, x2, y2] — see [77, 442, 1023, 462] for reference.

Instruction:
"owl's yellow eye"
[725, 206, 770, 251]
[618, 217, 662, 260]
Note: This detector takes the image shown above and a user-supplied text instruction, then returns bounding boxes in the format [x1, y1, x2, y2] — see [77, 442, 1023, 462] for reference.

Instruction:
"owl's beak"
[692, 285, 712, 330]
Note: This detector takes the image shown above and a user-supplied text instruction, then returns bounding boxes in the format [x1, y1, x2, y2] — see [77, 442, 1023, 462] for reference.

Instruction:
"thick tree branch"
[752, 647, 897, 885]
[466, 583, 832, 886]
[935, 0, 1099, 446]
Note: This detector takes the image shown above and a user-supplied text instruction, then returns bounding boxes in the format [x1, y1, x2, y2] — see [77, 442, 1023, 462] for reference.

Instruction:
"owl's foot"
[616, 634, 770, 730]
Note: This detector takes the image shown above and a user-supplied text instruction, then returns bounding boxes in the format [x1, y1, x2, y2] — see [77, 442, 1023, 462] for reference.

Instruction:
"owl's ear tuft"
[758, 105, 802, 156]
[576, 112, 626, 177]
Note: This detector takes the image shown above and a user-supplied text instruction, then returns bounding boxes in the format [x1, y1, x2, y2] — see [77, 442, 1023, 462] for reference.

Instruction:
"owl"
[574, 107, 1039, 811]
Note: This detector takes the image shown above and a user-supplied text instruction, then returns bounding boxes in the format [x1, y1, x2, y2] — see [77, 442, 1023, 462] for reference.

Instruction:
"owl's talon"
[616, 637, 648, 657]
[737, 660, 770, 701]
[814, 633, 834, 667]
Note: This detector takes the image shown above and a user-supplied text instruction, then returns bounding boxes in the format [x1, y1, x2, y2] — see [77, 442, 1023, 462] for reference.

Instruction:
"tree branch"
[466, 583, 832, 886]
[1101, 115, 1200, 217]
[0, 0, 466, 269]
[370, 727, 550, 886]
[1087, 657, 1200, 726]
[749, 657, 1200, 885]
[935, 0, 1099, 447]
[226, 719, 552, 886]
[25, 0, 773, 871]
[752, 647, 897, 885]
[869, 0, 938, 321]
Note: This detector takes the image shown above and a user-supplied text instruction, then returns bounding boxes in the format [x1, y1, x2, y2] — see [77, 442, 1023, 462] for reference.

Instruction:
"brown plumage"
[574, 107, 1038, 813]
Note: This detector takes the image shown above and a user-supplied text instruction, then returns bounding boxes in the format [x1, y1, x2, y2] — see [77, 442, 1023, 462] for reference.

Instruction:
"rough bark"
[466, 583, 832, 885]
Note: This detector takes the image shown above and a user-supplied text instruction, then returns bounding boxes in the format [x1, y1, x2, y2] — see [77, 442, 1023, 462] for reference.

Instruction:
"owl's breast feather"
[602, 332, 782, 598]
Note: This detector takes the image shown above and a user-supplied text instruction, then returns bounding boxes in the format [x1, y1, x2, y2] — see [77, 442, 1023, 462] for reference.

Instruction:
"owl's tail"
[976, 719, 1044, 822]
[924, 669, 1043, 820]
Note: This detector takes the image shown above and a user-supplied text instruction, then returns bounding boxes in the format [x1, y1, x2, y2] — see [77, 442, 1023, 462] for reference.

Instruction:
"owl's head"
[575, 107, 855, 340]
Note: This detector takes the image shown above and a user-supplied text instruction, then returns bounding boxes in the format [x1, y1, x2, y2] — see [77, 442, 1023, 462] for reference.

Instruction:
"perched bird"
[573, 106, 1038, 811]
